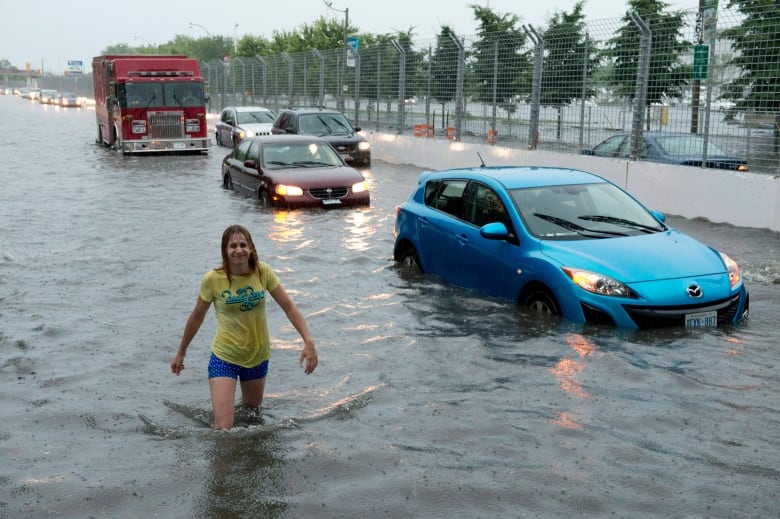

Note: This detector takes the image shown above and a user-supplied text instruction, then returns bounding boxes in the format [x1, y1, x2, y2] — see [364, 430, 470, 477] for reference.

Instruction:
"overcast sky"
[2, 0, 693, 73]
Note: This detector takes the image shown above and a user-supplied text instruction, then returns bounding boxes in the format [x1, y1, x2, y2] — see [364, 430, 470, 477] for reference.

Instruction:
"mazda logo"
[686, 284, 703, 298]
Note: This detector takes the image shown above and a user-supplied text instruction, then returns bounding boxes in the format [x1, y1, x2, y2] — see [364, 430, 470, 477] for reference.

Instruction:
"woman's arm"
[270, 284, 318, 374]
[171, 296, 211, 375]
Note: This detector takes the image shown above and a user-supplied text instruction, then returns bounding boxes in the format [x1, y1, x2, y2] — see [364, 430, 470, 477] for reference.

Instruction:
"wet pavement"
[1, 96, 779, 518]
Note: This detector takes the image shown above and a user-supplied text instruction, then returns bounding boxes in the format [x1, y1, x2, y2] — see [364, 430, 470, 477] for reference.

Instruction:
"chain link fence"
[35, 4, 779, 174]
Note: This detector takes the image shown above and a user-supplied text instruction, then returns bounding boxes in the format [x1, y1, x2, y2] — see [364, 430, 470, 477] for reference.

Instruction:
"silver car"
[215, 106, 275, 147]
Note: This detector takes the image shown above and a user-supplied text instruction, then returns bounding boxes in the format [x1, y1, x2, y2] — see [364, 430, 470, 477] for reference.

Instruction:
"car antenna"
[477, 152, 486, 168]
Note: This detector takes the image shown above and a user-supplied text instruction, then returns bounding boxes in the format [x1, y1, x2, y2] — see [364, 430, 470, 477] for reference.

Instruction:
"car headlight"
[238, 130, 246, 139]
[562, 267, 634, 297]
[245, 130, 255, 138]
[720, 252, 741, 288]
[352, 180, 369, 193]
[275, 184, 304, 197]
[358, 141, 370, 151]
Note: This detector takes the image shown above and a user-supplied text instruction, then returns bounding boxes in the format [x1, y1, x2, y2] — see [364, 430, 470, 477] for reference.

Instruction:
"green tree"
[601, 0, 690, 106]
[468, 4, 529, 107]
[540, 2, 600, 139]
[430, 26, 460, 103]
[720, 0, 780, 147]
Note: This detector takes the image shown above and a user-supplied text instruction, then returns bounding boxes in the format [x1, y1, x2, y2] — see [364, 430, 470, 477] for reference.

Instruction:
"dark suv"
[271, 107, 371, 167]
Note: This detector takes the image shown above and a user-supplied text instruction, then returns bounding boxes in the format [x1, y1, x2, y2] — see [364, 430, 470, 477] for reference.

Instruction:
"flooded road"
[1, 96, 779, 518]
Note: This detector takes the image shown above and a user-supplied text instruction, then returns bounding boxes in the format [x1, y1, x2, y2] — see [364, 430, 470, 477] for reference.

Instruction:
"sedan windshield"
[238, 111, 275, 124]
[298, 113, 354, 135]
[262, 142, 343, 169]
[655, 135, 729, 157]
[511, 182, 666, 239]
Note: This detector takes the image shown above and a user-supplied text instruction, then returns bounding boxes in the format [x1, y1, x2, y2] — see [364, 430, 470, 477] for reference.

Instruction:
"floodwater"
[1, 96, 779, 519]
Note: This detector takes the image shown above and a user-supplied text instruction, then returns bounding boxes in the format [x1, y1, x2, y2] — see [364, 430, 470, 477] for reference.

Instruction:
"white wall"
[368, 132, 780, 233]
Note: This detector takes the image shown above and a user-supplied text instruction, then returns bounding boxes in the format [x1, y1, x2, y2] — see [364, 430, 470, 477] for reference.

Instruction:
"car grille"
[331, 143, 357, 154]
[308, 187, 348, 199]
[148, 111, 184, 139]
[621, 293, 744, 329]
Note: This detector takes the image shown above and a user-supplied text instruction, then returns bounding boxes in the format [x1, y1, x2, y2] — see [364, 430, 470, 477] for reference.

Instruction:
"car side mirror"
[353, 126, 362, 133]
[343, 156, 355, 165]
[480, 222, 510, 240]
[285, 128, 296, 134]
[244, 159, 258, 170]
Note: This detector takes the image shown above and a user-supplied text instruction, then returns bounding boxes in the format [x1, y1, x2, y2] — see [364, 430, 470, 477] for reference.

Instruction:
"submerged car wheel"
[398, 247, 422, 273]
[522, 288, 560, 316]
[223, 172, 233, 189]
[258, 189, 272, 207]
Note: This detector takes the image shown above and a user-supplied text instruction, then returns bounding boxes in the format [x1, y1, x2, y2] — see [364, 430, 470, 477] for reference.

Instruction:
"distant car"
[221, 134, 370, 209]
[393, 165, 749, 329]
[215, 106, 275, 147]
[39, 89, 58, 104]
[57, 92, 81, 107]
[271, 106, 370, 167]
[582, 131, 748, 172]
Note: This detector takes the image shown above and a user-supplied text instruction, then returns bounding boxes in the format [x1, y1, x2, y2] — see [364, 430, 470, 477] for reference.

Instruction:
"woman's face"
[225, 232, 252, 272]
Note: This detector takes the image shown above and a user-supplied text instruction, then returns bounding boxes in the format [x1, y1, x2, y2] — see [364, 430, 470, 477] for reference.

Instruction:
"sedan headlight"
[358, 141, 370, 151]
[720, 252, 741, 288]
[562, 267, 634, 297]
[275, 184, 304, 197]
[352, 180, 369, 193]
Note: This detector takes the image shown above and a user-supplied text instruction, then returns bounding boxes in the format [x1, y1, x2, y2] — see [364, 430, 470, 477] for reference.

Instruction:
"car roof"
[280, 106, 344, 114]
[226, 106, 272, 112]
[420, 165, 608, 190]
[243, 134, 330, 145]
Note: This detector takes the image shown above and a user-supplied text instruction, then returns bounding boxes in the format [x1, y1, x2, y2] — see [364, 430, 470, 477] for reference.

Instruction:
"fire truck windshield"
[118, 82, 204, 109]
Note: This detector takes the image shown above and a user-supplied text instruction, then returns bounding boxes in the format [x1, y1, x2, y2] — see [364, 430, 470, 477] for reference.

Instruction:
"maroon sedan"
[221, 135, 370, 209]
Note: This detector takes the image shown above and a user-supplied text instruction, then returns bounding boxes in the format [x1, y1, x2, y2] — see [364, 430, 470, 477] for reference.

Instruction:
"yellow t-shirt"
[199, 263, 280, 368]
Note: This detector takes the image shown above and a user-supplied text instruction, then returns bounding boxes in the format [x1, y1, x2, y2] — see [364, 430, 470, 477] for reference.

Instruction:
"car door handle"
[456, 234, 469, 245]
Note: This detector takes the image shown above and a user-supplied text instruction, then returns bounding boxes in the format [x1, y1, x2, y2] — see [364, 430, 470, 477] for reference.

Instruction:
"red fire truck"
[92, 55, 210, 154]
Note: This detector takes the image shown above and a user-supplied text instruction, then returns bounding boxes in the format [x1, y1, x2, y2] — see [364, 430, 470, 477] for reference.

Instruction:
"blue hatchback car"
[393, 166, 749, 329]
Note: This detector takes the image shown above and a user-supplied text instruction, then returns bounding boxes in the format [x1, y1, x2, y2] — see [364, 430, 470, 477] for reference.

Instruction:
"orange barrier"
[446, 127, 455, 140]
[487, 129, 497, 144]
[414, 124, 435, 138]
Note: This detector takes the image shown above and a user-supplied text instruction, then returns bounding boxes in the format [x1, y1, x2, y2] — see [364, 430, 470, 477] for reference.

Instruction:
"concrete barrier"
[367, 131, 780, 233]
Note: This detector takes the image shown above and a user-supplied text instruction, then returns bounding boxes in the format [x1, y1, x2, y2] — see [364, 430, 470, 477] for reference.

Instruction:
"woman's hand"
[299, 342, 318, 374]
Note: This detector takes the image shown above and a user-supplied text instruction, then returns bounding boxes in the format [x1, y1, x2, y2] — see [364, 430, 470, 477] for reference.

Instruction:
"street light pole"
[233, 23, 239, 54]
[323, 1, 349, 111]
[188, 22, 213, 37]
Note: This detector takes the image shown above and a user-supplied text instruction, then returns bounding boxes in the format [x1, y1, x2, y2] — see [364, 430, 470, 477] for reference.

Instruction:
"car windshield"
[655, 135, 729, 157]
[237, 111, 274, 124]
[298, 113, 353, 135]
[262, 142, 343, 169]
[511, 182, 665, 239]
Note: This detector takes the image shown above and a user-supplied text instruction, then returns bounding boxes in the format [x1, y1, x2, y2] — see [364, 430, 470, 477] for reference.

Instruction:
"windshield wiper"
[144, 93, 157, 108]
[578, 215, 661, 233]
[534, 213, 628, 237]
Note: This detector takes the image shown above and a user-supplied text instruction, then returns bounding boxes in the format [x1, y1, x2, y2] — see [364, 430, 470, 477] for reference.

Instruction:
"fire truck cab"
[92, 55, 210, 154]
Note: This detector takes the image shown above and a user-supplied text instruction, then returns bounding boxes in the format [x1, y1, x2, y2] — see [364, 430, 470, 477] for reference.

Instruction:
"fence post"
[391, 39, 406, 134]
[628, 10, 651, 161]
[448, 32, 465, 142]
[523, 24, 544, 150]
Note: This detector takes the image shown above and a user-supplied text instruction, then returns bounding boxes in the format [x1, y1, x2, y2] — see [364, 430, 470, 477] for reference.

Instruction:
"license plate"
[685, 310, 717, 327]
[173, 142, 186, 149]
[322, 199, 342, 206]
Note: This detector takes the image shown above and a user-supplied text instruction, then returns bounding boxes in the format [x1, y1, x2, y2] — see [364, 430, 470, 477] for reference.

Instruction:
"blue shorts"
[208, 353, 269, 381]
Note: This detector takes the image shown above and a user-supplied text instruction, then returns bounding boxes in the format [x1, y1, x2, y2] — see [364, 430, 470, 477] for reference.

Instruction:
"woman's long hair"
[219, 224, 260, 286]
